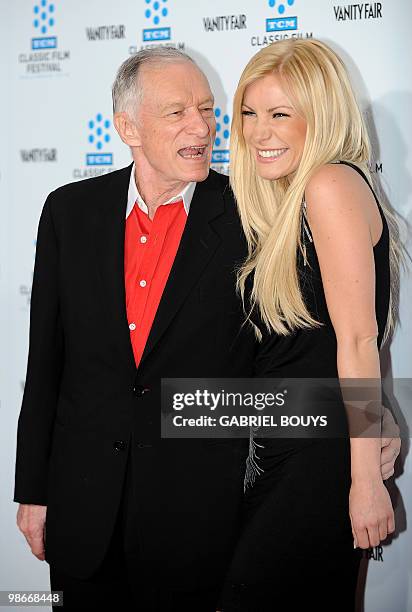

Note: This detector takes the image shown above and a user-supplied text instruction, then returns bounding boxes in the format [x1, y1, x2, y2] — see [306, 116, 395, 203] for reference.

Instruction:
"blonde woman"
[220, 39, 400, 611]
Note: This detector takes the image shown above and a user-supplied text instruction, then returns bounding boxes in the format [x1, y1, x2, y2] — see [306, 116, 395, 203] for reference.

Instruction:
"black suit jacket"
[14, 164, 256, 588]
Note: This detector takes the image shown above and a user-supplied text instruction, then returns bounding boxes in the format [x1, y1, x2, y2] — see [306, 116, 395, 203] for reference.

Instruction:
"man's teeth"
[180, 146, 207, 158]
[258, 148, 287, 158]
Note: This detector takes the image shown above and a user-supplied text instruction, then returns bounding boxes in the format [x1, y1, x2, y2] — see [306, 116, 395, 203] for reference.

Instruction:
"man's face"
[134, 61, 216, 185]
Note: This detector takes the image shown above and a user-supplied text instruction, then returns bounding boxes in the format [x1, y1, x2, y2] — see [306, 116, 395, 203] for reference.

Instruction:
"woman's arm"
[305, 162, 395, 549]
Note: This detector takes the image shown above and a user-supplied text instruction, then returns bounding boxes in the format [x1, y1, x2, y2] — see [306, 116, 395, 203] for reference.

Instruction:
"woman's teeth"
[257, 148, 287, 159]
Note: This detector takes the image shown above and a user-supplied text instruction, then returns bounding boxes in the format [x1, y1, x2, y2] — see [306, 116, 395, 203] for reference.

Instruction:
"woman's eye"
[273, 112, 288, 118]
[241, 110, 255, 116]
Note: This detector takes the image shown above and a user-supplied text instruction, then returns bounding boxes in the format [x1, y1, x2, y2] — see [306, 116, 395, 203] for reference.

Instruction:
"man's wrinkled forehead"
[138, 61, 213, 112]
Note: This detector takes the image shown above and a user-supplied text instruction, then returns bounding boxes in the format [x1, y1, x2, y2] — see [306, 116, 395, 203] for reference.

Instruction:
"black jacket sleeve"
[13, 192, 64, 505]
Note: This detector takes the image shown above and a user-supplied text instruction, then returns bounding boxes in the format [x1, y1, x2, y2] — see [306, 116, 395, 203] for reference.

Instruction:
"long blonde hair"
[230, 38, 402, 344]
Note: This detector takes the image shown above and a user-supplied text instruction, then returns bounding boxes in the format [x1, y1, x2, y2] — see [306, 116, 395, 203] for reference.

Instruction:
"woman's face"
[241, 73, 307, 181]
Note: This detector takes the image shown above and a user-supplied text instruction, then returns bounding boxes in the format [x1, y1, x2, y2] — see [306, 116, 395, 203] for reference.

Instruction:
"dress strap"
[301, 198, 313, 266]
[300, 160, 384, 266]
[301, 199, 313, 243]
[330, 160, 387, 226]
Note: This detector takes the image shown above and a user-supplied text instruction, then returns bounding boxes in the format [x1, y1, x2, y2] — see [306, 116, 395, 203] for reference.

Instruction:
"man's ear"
[113, 111, 141, 147]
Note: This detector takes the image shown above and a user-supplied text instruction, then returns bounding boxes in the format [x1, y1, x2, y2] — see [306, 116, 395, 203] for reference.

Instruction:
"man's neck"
[133, 159, 188, 221]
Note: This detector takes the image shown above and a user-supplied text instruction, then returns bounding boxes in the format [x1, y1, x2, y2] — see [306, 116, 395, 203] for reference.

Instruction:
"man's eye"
[170, 110, 183, 116]
[201, 107, 214, 114]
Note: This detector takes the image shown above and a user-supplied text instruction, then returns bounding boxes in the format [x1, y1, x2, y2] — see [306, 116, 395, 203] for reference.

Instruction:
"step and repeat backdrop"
[1, 1, 411, 610]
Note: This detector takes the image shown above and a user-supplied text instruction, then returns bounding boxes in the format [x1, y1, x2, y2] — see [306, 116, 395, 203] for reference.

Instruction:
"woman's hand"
[349, 478, 395, 549]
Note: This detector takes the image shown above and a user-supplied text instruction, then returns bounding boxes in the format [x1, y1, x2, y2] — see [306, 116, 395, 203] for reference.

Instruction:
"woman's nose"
[253, 119, 272, 142]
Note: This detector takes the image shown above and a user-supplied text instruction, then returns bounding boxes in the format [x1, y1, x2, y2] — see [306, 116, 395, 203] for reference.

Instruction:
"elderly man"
[14, 48, 400, 611]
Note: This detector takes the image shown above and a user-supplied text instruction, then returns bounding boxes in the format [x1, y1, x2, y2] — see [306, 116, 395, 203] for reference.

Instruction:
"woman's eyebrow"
[241, 103, 293, 112]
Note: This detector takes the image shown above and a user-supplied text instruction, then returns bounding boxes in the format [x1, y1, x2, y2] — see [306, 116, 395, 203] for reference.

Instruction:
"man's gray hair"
[112, 47, 196, 115]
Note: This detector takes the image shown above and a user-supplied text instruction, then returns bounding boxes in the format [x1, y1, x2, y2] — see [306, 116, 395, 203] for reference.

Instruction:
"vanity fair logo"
[20, 148, 57, 162]
[19, 239, 36, 309]
[19, 279, 32, 307]
[362, 545, 384, 561]
[334, 3, 383, 21]
[86, 24, 126, 41]
[202, 15, 247, 32]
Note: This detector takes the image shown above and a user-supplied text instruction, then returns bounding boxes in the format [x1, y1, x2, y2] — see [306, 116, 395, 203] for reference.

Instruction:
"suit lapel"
[93, 163, 137, 378]
[139, 171, 225, 368]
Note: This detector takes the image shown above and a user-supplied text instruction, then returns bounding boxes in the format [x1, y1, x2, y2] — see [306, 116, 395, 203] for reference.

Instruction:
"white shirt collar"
[125, 162, 196, 219]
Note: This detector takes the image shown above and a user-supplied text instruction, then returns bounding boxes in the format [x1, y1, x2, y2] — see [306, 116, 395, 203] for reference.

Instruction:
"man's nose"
[186, 109, 211, 137]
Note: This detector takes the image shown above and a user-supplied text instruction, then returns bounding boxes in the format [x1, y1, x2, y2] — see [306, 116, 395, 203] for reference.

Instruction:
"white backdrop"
[1, 1, 411, 610]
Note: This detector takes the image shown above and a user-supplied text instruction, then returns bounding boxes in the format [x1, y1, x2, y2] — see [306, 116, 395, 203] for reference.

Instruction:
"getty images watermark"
[161, 378, 410, 439]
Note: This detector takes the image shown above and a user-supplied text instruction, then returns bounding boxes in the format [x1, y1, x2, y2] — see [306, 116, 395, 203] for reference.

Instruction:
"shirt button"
[139, 280, 147, 288]
[113, 440, 126, 452]
[140, 236, 147, 244]
[129, 322, 136, 330]
[133, 385, 151, 398]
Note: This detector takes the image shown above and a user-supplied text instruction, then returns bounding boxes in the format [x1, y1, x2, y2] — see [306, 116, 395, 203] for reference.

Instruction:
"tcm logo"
[143, 0, 171, 42]
[266, 0, 298, 32]
[86, 114, 113, 166]
[212, 108, 230, 164]
[32, 0, 57, 49]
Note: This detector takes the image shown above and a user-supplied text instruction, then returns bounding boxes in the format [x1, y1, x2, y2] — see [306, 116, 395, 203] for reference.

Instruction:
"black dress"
[220, 161, 391, 612]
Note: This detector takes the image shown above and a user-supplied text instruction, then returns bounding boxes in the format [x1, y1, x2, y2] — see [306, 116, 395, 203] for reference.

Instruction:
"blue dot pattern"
[144, 0, 168, 25]
[88, 114, 111, 151]
[214, 108, 230, 148]
[33, 0, 55, 34]
[268, 0, 295, 14]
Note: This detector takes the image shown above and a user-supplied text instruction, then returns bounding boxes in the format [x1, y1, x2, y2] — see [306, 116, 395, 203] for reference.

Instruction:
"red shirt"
[124, 199, 187, 368]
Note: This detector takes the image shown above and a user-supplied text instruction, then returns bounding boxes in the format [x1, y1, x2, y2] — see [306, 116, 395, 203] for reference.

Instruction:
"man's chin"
[180, 164, 210, 183]
[195, 166, 211, 182]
